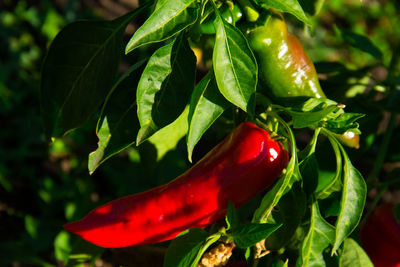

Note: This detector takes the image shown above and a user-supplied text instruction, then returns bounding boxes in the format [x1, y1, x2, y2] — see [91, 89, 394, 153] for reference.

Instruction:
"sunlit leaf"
[187, 70, 229, 162]
[136, 32, 196, 144]
[213, 15, 257, 115]
[277, 98, 341, 129]
[126, 0, 199, 52]
[301, 201, 335, 267]
[258, 0, 311, 25]
[149, 106, 189, 161]
[330, 138, 367, 254]
[339, 238, 373, 267]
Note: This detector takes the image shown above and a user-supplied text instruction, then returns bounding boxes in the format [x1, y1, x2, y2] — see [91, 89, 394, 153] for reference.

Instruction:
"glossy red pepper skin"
[360, 204, 400, 267]
[65, 122, 288, 248]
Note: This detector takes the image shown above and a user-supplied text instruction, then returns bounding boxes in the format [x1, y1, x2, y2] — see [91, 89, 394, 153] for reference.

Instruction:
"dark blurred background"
[0, 0, 399, 266]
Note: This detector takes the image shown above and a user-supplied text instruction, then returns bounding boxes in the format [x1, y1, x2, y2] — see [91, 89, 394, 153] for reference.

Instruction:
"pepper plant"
[40, 0, 399, 266]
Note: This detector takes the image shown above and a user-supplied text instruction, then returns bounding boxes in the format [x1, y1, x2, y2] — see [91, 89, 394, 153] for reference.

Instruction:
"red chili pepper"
[65, 122, 288, 248]
[360, 204, 400, 267]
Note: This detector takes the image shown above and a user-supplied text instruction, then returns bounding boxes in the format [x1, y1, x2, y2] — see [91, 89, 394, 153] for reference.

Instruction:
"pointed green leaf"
[187, 70, 230, 162]
[154, 0, 169, 10]
[339, 238, 373, 267]
[301, 201, 335, 267]
[330, 138, 367, 254]
[316, 137, 343, 199]
[164, 228, 209, 267]
[136, 32, 196, 144]
[213, 16, 257, 115]
[149, 106, 189, 161]
[280, 98, 342, 129]
[40, 8, 147, 139]
[266, 183, 306, 249]
[225, 201, 240, 231]
[126, 0, 199, 53]
[232, 223, 282, 249]
[258, 0, 311, 25]
[323, 113, 364, 134]
[88, 60, 146, 174]
[300, 153, 319, 195]
[253, 120, 300, 223]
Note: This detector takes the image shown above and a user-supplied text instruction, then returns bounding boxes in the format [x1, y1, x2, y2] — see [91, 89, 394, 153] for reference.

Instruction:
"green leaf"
[40, 8, 146, 139]
[149, 106, 189, 160]
[88, 60, 146, 174]
[226, 201, 240, 231]
[339, 238, 373, 267]
[187, 70, 230, 162]
[316, 138, 343, 199]
[126, 0, 199, 53]
[300, 153, 319, 195]
[231, 223, 282, 249]
[279, 98, 341, 129]
[136, 32, 196, 144]
[323, 113, 364, 134]
[301, 201, 335, 267]
[330, 138, 367, 254]
[164, 228, 209, 267]
[253, 118, 300, 223]
[258, 0, 311, 25]
[213, 15, 257, 115]
[266, 182, 306, 249]
[154, 0, 169, 11]
[298, 98, 338, 112]
[335, 26, 383, 61]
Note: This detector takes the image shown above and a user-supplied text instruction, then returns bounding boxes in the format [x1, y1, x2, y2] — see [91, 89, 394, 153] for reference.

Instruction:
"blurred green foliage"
[0, 0, 399, 266]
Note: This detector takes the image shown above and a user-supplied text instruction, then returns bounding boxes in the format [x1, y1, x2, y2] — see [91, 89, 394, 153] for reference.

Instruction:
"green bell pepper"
[247, 11, 359, 148]
[247, 11, 326, 102]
